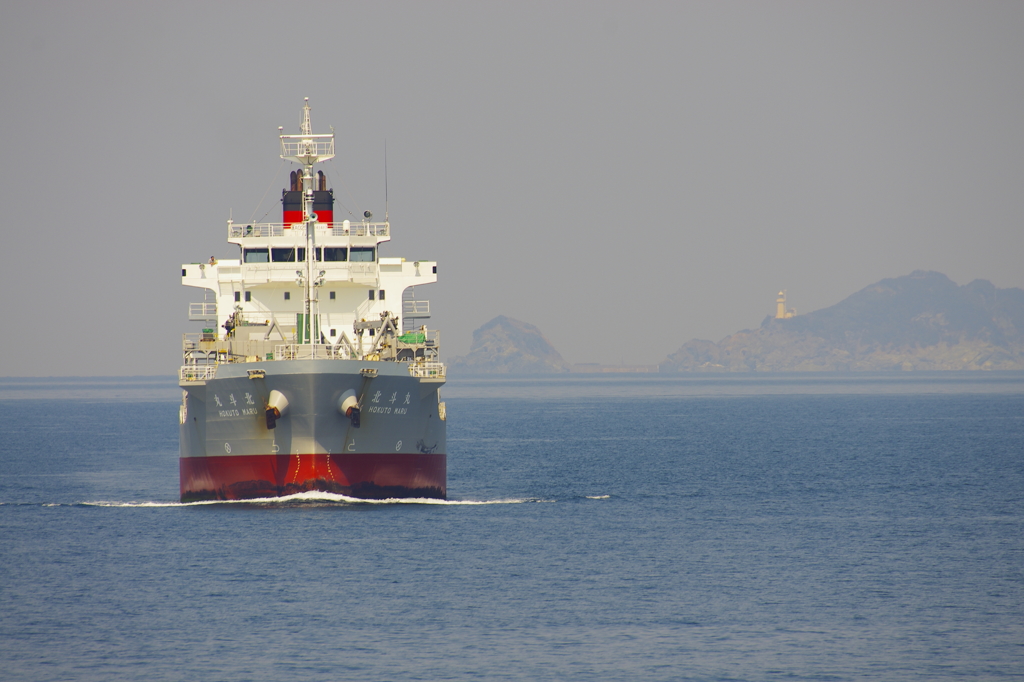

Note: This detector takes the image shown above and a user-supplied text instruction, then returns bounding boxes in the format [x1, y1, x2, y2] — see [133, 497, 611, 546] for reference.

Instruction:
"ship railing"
[280, 135, 335, 160]
[408, 362, 446, 380]
[403, 300, 430, 316]
[227, 262, 378, 285]
[332, 222, 389, 237]
[180, 365, 218, 382]
[228, 221, 390, 239]
[183, 331, 219, 348]
[234, 312, 274, 326]
[188, 302, 217, 321]
[274, 343, 348, 360]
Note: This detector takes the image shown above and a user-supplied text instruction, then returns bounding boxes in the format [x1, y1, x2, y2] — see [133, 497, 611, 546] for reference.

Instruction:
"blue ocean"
[1, 374, 1022, 681]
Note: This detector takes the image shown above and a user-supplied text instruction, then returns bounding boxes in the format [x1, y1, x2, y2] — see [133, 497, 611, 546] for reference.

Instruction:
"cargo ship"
[178, 99, 446, 501]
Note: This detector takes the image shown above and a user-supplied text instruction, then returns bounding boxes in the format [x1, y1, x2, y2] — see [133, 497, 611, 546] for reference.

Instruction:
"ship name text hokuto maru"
[178, 99, 446, 501]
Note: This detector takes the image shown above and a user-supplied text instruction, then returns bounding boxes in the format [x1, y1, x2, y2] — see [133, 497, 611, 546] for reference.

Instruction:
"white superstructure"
[180, 99, 441, 379]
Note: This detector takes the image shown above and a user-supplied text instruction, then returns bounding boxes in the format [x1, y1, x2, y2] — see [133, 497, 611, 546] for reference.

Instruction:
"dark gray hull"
[178, 360, 446, 501]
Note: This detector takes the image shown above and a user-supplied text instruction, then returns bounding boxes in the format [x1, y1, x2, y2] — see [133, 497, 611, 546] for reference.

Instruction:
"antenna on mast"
[300, 97, 312, 135]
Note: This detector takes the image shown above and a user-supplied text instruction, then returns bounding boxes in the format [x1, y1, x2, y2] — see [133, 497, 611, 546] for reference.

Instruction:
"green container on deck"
[398, 332, 426, 344]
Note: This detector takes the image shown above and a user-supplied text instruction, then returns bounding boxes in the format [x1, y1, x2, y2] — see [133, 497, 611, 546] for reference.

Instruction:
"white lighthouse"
[776, 291, 795, 319]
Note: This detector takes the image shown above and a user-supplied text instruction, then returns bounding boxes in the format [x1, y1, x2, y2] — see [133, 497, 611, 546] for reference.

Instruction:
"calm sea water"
[1, 374, 1022, 681]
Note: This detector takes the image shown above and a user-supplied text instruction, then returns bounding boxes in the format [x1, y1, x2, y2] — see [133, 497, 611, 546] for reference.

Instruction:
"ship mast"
[280, 98, 335, 344]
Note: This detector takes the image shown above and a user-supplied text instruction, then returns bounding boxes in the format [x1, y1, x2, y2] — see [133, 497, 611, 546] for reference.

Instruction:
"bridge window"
[244, 248, 269, 263]
[272, 248, 297, 262]
[323, 247, 348, 262]
[350, 247, 375, 262]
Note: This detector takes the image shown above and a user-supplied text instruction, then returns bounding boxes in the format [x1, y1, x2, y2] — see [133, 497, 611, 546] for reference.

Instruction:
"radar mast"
[280, 98, 335, 343]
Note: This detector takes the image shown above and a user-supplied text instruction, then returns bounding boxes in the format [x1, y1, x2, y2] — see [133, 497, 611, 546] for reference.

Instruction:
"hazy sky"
[2, 1, 1022, 376]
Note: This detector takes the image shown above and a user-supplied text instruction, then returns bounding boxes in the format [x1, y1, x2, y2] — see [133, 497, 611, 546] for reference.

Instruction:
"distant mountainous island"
[449, 316, 571, 374]
[663, 271, 1024, 372]
[451, 272, 1024, 373]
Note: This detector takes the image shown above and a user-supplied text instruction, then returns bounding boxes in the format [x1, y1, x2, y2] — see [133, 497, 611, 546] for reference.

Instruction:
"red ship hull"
[180, 452, 446, 502]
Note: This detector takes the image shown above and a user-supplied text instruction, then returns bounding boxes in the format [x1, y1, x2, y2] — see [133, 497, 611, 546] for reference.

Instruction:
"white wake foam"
[82, 491, 542, 508]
